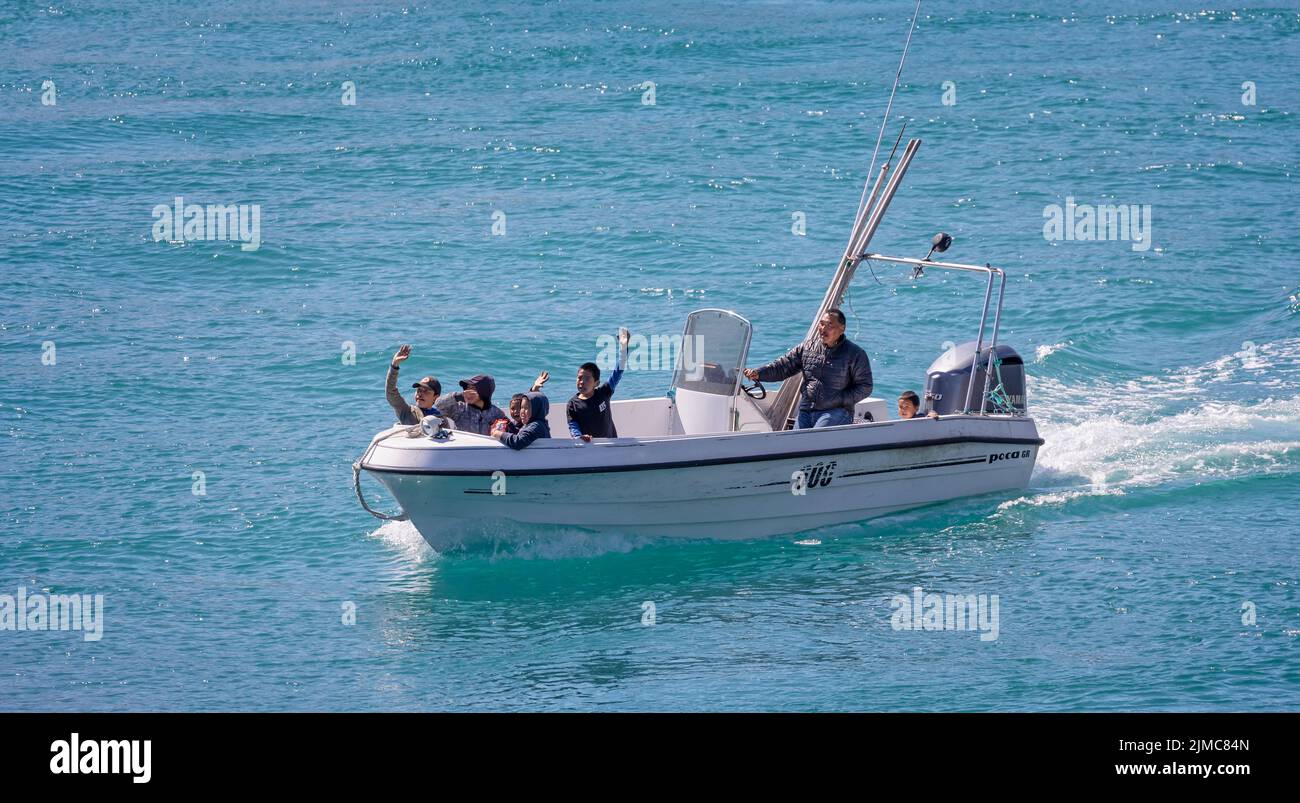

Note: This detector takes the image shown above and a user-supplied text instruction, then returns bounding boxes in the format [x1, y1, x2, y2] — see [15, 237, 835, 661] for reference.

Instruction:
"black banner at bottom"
[1, 712, 1284, 789]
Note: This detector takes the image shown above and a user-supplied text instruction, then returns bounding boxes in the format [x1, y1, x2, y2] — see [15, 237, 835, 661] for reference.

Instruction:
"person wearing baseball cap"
[432, 372, 510, 436]
[386, 344, 441, 425]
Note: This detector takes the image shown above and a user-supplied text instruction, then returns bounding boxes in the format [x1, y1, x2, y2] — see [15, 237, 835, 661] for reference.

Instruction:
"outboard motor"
[924, 342, 1027, 416]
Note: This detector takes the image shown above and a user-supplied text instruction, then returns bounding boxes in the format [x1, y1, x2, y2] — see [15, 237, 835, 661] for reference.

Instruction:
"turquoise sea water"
[2, 1, 1298, 711]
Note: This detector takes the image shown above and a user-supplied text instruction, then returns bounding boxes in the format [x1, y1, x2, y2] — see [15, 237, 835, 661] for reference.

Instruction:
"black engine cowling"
[924, 342, 1027, 416]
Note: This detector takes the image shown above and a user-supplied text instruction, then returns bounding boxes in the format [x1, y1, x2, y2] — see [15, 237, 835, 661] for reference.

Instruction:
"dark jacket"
[499, 392, 552, 450]
[755, 335, 873, 412]
[385, 365, 432, 426]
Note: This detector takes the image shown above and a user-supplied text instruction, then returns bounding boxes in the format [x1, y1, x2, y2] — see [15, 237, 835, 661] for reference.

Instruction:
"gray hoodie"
[434, 392, 508, 436]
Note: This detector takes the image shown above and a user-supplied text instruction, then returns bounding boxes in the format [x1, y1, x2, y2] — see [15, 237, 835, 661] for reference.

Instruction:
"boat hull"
[359, 416, 1041, 551]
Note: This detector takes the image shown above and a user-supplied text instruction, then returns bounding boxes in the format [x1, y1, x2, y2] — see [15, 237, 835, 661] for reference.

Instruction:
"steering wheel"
[741, 379, 766, 400]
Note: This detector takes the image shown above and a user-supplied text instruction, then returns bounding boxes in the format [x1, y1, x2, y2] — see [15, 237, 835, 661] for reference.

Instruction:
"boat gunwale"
[361, 432, 1044, 477]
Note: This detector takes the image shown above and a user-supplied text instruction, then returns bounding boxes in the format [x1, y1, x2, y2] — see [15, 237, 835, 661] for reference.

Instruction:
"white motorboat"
[354, 138, 1044, 552]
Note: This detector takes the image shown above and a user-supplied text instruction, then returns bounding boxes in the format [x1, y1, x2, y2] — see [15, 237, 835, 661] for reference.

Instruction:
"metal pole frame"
[979, 271, 1008, 413]
[762, 140, 922, 432]
[857, 253, 1010, 416]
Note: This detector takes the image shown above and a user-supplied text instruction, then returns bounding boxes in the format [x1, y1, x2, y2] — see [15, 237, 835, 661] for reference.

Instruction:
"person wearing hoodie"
[493, 392, 552, 449]
[433, 373, 509, 435]
[505, 393, 529, 435]
[505, 372, 551, 433]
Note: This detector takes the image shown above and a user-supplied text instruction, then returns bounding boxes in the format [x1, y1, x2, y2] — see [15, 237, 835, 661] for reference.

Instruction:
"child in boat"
[493, 392, 552, 449]
[898, 390, 939, 420]
[502, 372, 550, 433]
[568, 327, 629, 441]
[504, 393, 529, 434]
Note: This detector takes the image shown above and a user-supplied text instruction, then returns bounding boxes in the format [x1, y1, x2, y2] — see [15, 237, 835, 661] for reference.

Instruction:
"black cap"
[411, 376, 441, 395]
[458, 374, 495, 404]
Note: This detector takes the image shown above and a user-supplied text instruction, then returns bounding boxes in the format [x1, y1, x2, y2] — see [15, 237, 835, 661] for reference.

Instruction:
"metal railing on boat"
[859, 253, 1009, 416]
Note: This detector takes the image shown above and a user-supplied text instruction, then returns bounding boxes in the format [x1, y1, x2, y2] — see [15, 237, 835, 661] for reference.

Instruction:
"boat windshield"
[671, 309, 752, 396]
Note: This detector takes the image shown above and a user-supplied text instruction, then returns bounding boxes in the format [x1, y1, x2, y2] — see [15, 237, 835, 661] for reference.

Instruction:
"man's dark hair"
[899, 390, 921, 406]
[579, 361, 601, 382]
[824, 308, 846, 326]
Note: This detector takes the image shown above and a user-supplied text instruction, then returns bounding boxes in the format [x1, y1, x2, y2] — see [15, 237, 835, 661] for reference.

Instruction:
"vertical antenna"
[760, 3, 926, 432]
[860, 0, 923, 222]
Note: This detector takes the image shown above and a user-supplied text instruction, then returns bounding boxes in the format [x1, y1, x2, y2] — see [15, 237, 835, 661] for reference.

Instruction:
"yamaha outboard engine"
[924, 342, 1027, 416]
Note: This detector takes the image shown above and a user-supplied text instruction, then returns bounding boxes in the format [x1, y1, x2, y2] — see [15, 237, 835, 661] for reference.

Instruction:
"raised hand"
[392, 344, 412, 364]
[531, 370, 549, 392]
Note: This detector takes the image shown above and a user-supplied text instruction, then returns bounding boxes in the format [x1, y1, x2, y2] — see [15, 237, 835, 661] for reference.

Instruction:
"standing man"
[568, 327, 630, 441]
[386, 344, 441, 425]
[743, 309, 872, 429]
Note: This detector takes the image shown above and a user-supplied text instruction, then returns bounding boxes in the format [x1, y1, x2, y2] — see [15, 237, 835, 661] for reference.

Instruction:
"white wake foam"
[1034, 340, 1072, 363]
[368, 517, 655, 561]
[1023, 338, 1300, 505]
[369, 519, 434, 562]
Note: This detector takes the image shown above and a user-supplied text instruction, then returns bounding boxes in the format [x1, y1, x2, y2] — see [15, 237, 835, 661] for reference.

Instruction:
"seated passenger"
[898, 390, 939, 420]
[505, 372, 551, 434]
[505, 393, 529, 435]
[433, 374, 509, 435]
[385, 344, 441, 425]
[493, 392, 552, 450]
[568, 327, 630, 441]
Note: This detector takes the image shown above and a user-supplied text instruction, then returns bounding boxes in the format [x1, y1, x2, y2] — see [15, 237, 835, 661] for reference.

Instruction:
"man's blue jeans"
[795, 407, 853, 429]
